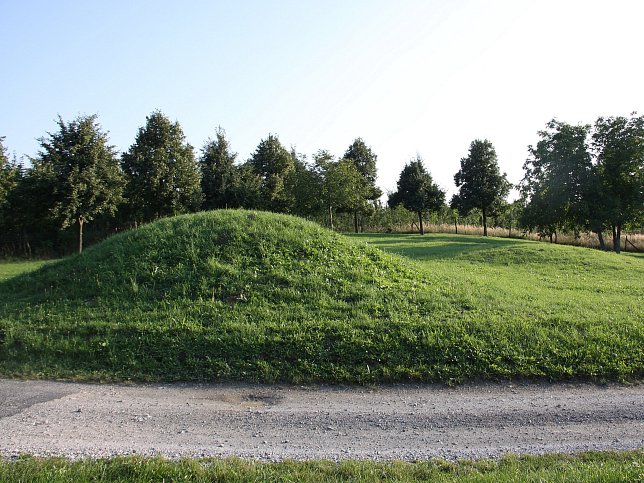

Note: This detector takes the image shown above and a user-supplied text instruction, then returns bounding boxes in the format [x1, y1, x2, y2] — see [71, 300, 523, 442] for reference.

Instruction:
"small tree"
[323, 157, 367, 231]
[286, 148, 323, 218]
[388, 156, 445, 234]
[249, 134, 295, 212]
[122, 111, 202, 224]
[32, 115, 124, 253]
[200, 127, 238, 210]
[452, 139, 510, 236]
[343, 138, 382, 232]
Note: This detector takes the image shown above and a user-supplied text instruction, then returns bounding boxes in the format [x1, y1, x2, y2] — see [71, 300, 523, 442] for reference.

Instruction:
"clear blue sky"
[2, 0, 643, 199]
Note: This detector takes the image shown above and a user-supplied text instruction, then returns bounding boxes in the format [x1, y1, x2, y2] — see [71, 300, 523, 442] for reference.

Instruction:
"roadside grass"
[0, 210, 642, 384]
[1, 451, 641, 482]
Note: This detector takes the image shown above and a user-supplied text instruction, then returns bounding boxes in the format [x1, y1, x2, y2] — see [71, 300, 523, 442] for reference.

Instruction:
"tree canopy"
[389, 156, 445, 235]
[248, 134, 295, 213]
[520, 120, 593, 240]
[452, 139, 510, 236]
[200, 127, 238, 210]
[0, 137, 21, 229]
[342, 138, 381, 232]
[31, 115, 124, 252]
[121, 111, 202, 223]
[592, 113, 644, 252]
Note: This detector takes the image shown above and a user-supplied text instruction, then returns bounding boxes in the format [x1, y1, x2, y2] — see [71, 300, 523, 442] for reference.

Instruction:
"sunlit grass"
[0, 210, 642, 384]
[1, 451, 641, 482]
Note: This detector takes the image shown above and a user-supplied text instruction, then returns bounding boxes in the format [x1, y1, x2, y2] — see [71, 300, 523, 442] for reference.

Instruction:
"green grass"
[0, 210, 642, 384]
[1, 451, 641, 482]
[0, 260, 49, 282]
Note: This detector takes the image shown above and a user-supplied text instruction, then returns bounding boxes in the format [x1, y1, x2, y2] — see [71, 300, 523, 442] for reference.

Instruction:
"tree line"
[0, 111, 641, 256]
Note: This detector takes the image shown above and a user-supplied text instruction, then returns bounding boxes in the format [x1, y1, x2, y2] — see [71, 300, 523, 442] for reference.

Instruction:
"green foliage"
[248, 134, 295, 212]
[0, 137, 21, 229]
[593, 113, 644, 252]
[343, 138, 382, 201]
[285, 148, 323, 218]
[520, 120, 593, 238]
[452, 140, 510, 236]
[28, 115, 124, 253]
[0, 451, 641, 482]
[389, 156, 445, 234]
[121, 111, 202, 223]
[316, 153, 370, 229]
[0, 211, 641, 384]
[199, 127, 238, 210]
[343, 138, 382, 232]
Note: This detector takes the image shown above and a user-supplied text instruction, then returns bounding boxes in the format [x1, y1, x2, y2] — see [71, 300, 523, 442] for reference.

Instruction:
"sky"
[2, 0, 644, 200]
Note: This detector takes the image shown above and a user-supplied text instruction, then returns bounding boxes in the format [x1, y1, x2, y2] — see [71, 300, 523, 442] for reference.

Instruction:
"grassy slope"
[1, 451, 642, 482]
[0, 210, 642, 383]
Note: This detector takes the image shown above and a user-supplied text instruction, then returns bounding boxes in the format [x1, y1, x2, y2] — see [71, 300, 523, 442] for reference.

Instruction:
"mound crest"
[8, 210, 426, 315]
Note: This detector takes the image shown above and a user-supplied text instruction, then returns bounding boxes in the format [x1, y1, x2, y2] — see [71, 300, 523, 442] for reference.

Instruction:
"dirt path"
[0, 379, 641, 461]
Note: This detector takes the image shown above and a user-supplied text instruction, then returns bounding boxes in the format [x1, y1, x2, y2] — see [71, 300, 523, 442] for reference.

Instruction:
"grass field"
[0, 210, 642, 384]
[1, 451, 641, 482]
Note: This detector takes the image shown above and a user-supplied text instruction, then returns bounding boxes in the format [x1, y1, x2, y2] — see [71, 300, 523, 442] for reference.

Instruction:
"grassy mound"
[1, 211, 642, 383]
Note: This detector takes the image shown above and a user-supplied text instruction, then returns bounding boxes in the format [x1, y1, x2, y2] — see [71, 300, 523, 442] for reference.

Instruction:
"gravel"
[0, 379, 642, 461]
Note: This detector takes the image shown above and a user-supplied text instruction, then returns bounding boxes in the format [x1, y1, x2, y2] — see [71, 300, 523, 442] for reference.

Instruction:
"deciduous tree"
[452, 139, 510, 236]
[343, 138, 382, 232]
[388, 156, 445, 235]
[121, 111, 202, 223]
[592, 113, 644, 253]
[31, 115, 124, 253]
[520, 120, 593, 242]
[317, 154, 367, 230]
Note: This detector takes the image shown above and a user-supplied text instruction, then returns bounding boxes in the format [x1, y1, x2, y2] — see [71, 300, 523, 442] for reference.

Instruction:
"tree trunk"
[615, 223, 621, 254]
[353, 210, 359, 233]
[328, 205, 334, 231]
[482, 209, 488, 236]
[418, 211, 424, 235]
[454, 217, 458, 234]
[597, 231, 606, 250]
[549, 233, 553, 243]
[78, 218, 84, 254]
[554, 231, 558, 244]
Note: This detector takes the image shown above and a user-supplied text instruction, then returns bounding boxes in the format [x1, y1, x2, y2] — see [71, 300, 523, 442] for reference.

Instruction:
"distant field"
[0, 210, 642, 384]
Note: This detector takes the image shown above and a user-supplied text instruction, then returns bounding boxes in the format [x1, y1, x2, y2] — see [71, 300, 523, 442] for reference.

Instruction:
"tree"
[248, 134, 295, 212]
[121, 111, 202, 223]
[0, 137, 21, 230]
[286, 148, 323, 218]
[316, 153, 367, 230]
[520, 120, 593, 243]
[452, 139, 510, 236]
[388, 156, 445, 234]
[343, 138, 382, 232]
[200, 127, 238, 210]
[592, 113, 644, 253]
[31, 115, 123, 253]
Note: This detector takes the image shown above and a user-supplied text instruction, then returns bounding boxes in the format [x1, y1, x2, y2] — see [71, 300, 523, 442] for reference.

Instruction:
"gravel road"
[0, 379, 641, 461]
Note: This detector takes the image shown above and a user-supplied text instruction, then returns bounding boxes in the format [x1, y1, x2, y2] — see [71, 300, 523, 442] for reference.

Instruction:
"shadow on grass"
[346, 233, 527, 261]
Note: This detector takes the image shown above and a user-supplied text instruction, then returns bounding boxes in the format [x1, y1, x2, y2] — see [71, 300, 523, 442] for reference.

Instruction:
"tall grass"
[383, 223, 644, 252]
